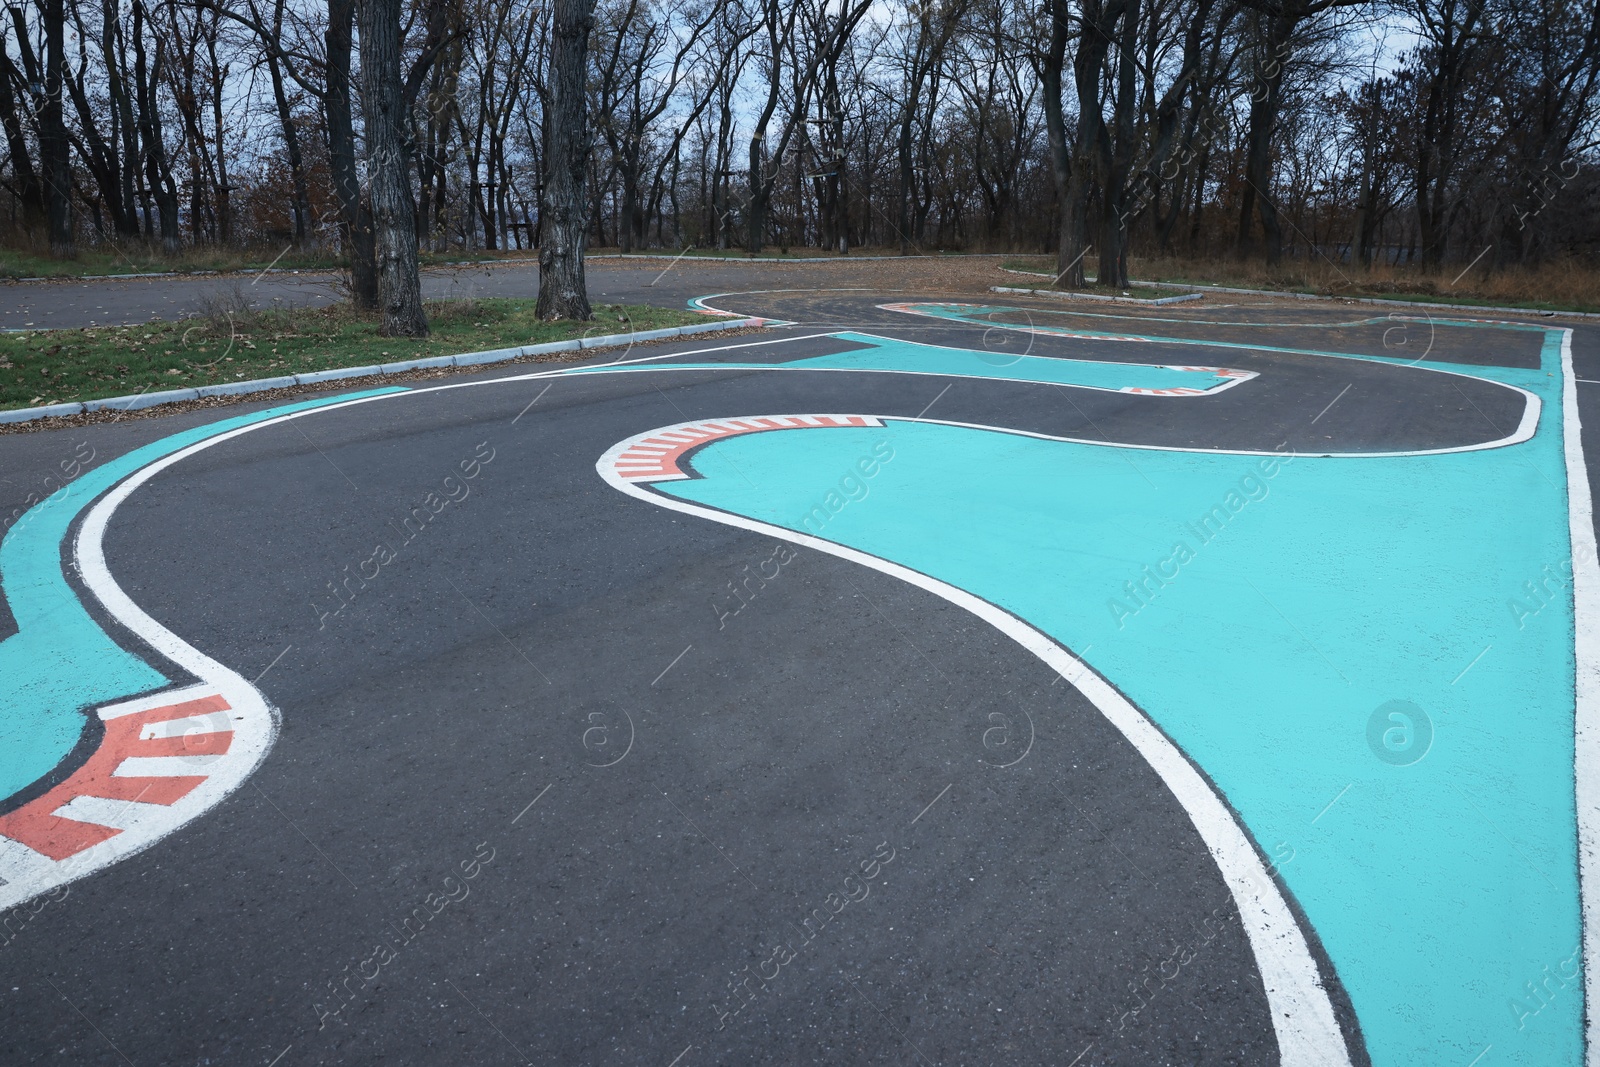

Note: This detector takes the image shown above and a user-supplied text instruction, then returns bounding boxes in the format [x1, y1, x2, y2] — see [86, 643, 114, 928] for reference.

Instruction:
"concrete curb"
[991, 285, 1204, 306]
[0, 316, 766, 426]
[996, 268, 1600, 319]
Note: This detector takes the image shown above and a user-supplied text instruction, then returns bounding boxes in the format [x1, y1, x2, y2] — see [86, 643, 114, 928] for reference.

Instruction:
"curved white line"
[885, 299, 1543, 413]
[1560, 325, 1600, 1067]
[0, 313, 1549, 995]
[594, 420, 1354, 1067]
[0, 392, 402, 910]
[378, 317, 1538, 457]
[575, 357, 1257, 398]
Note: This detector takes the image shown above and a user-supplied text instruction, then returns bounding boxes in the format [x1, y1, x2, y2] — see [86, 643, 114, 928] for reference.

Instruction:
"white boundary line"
[0, 391, 403, 909]
[0, 318, 1556, 1026]
[594, 423, 1355, 1067]
[567, 352, 1257, 398]
[1561, 326, 1600, 1067]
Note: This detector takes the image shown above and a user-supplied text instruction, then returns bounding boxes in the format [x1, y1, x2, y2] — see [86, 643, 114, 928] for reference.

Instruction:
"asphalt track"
[2, 267, 1599, 1067]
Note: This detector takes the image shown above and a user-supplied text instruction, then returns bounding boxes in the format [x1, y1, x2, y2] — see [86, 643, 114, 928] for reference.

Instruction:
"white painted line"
[113, 755, 224, 776]
[52, 795, 171, 831]
[596, 428, 1355, 1067]
[423, 331, 840, 387]
[1450, 644, 1492, 685]
[0, 319, 772, 428]
[652, 644, 693, 686]
[1312, 784, 1352, 824]
[96, 683, 215, 720]
[903, 405, 1535, 459]
[911, 784, 952, 825]
[914, 384, 952, 420]
[511, 383, 551, 425]
[1310, 384, 1353, 425]
[512, 784, 552, 825]
[842, 327, 1261, 397]
[1560, 326, 1600, 1067]
[253, 643, 293, 683]
[139, 714, 231, 740]
[556, 351, 1263, 398]
[0, 390, 400, 911]
[0, 835, 56, 883]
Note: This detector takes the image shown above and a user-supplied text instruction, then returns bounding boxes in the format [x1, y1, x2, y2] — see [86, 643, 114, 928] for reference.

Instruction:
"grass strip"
[0, 298, 706, 412]
[999, 256, 1600, 315]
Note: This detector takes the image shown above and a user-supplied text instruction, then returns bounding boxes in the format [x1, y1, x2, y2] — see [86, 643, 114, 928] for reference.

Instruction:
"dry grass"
[1003, 253, 1600, 313]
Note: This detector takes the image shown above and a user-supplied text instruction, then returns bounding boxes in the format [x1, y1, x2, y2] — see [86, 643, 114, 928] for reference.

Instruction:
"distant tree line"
[2, 0, 1598, 293]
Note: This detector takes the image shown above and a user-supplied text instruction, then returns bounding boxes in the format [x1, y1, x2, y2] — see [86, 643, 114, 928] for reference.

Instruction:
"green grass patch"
[1000, 257, 1054, 275]
[0, 298, 707, 412]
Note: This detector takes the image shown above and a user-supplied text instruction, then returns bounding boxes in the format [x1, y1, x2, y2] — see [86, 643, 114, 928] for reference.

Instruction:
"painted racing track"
[1, 281, 1597, 1067]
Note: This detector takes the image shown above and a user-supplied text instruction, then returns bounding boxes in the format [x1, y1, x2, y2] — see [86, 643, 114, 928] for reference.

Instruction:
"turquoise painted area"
[654, 330, 1578, 1065]
[782, 333, 1236, 391]
[900, 300, 1552, 366]
[576, 332, 1239, 392]
[0, 388, 405, 805]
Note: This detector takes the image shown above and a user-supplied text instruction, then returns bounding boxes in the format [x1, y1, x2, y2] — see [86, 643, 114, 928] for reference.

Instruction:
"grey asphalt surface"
[0, 268, 1594, 1066]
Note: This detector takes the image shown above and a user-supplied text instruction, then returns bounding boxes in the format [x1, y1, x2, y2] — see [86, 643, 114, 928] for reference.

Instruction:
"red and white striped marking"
[609, 414, 885, 482]
[0, 679, 271, 906]
[0, 690, 233, 862]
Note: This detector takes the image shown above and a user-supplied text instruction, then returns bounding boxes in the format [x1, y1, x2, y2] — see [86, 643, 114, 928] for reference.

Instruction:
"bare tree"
[537, 0, 595, 320]
[360, 0, 429, 335]
[327, 0, 378, 305]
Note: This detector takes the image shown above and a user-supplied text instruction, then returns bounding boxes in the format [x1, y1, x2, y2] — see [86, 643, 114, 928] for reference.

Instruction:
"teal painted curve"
[894, 300, 1553, 365]
[0, 388, 406, 805]
[577, 332, 1246, 393]
[652, 328, 1578, 1065]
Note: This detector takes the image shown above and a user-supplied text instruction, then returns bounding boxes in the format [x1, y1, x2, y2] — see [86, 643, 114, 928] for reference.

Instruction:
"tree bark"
[327, 0, 379, 308]
[537, 0, 595, 321]
[0, 25, 44, 226]
[266, 0, 311, 245]
[1067, 0, 1125, 287]
[1097, 0, 1139, 289]
[132, 3, 181, 253]
[1040, 0, 1079, 284]
[40, 0, 75, 257]
[359, 0, 429, 336]
[1236, 13, 1290, 264]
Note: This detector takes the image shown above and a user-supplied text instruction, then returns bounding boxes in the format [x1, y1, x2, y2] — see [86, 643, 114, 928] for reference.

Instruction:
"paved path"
[2, 276, 1598, 1066]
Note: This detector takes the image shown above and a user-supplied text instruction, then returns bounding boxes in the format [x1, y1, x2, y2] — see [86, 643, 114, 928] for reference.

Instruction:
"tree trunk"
[0, 29, 44, 226]
[1041, 0, 1078, 284]
[327, 0, 378, 308]
[132, 5, 181, 253]
[1237, 14, 1291, 264]
[537, 0, 594, 320]
[40, 0, 75, 257]
[1097, 0, 1139, 290]
[108, 1, 141, 238]
[1067, 0, 1122, 287]
[267, 0, 311, 245]
[359, 0, 429, 336]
